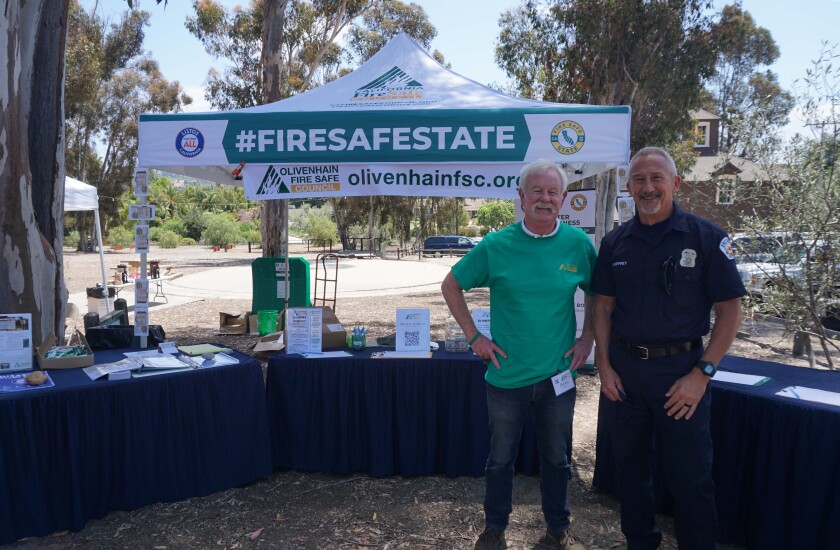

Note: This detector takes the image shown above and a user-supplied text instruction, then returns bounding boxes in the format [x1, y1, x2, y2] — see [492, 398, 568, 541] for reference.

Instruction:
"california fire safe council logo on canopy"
[550, 121, 585, 155]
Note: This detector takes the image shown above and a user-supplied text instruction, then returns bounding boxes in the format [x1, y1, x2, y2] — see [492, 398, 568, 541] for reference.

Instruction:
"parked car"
[422, 235, 476, 256]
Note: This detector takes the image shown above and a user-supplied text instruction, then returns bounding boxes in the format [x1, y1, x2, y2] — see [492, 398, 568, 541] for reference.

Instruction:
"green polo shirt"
[452, 222, 596, 389]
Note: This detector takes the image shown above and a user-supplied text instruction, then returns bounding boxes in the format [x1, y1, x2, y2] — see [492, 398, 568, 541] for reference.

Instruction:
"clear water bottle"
[445, 314, 469, 352]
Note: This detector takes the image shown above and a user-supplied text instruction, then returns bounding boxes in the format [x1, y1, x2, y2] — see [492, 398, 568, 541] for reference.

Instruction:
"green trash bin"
[251, 257, 311, 329]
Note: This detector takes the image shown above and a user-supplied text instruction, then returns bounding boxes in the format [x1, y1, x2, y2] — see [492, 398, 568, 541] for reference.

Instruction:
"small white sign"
[551, 370, 575, 396]
[396, 308, 430, 352]
[134, 279, 149, 304]
[134, 305, 149, 337]
[0, 313, 33, 372]
[129, 204, 156, 221]
[134, 171, 148, 197]
[471, 309, 492, 341]
[134, 224, 149, 254]
[286, 308, 322, 354]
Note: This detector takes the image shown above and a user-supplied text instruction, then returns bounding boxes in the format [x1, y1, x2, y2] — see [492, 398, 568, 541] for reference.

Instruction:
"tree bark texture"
[260, 0, 289, 258]
[1, 0, 70, 344]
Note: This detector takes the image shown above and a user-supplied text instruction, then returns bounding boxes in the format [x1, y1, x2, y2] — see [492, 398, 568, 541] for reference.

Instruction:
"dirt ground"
[12, 246, 835, 550]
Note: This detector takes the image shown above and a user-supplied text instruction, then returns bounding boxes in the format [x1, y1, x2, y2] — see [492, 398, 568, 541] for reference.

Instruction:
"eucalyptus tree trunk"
[260, 0, 289, 257]
[0, 0, 70, 344]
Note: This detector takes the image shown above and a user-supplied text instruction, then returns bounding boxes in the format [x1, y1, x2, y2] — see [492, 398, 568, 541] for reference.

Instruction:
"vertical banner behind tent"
[515, 189, 596, 365]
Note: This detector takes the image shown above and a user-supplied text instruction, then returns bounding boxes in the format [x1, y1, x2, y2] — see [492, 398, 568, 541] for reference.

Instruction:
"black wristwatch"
[696, 360, 716, 377]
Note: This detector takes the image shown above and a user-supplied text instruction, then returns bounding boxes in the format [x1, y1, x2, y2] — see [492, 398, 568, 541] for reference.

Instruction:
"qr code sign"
[404, 330, 420, 347]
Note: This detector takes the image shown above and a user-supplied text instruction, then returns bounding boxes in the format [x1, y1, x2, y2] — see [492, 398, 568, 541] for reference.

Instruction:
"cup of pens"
[351, 325, 367, 350]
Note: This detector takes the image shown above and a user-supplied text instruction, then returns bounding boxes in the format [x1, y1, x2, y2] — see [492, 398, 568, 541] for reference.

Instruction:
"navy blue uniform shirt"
[591, 203, 746, 345]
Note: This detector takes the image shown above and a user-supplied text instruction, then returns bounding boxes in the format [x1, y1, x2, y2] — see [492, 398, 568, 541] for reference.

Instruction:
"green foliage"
[181, 207, 209, 241]
[161, 217, 187, 237]
[463, 226, 480, 238]
[705, 4, 794, 158]
[246, 230, 262, 245]
[157, 230, 181, 249]
[201, 213, 240, 247]
[64, 1, 191, 231]
[107, 226, 133, 247]
[735, 44, 840, 365]
[180, 237, 197, 246]
[148, 226, 162, 241]
[306, 213, 339, 244]
[348, 0, 439, 62]
[496, 0, 717, 150]
[477, 201, 515, 230]
[65, 230, 81, 249]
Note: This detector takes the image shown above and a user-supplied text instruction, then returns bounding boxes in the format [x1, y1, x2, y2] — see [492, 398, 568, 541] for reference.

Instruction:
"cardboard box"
[219, 311, 247, 335]
[247, 312, 260, 335]
[252, 331, 284, 359]
[37, 330, 94, 370]
[320, 306, 347, 349]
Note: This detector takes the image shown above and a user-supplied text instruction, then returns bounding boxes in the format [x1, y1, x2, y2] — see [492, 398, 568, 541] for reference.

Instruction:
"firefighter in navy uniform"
[592, 147, 746, 550]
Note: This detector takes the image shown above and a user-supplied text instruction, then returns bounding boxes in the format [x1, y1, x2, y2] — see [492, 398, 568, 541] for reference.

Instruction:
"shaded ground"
[13, 247, 836, 549]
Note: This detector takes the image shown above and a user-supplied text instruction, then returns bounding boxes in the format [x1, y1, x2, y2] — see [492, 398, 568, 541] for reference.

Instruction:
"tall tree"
[496, 0, 718, 242]
[703, 4, 794, 158]
[1, 0, 70, 344]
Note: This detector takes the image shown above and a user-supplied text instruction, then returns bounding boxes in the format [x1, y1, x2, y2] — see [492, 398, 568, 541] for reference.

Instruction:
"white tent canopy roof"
[64, 176, 99, 212]
[138, 33, 630, 199]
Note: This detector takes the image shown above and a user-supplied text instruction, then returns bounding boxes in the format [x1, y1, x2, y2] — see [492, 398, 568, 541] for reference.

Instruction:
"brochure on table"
[287, 307, 323, 354]
[0, 371, 55, 392]
[471, 309, 492, 341]
[0, 313, 33, 373]
[395, 308, 430, 352]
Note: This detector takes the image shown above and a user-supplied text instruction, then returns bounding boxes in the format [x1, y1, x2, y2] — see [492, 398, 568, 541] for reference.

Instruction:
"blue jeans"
[484, 377, 576, 533]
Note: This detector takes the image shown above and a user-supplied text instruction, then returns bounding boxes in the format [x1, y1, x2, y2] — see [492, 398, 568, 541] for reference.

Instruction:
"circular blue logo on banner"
[176, 128, 204, 157]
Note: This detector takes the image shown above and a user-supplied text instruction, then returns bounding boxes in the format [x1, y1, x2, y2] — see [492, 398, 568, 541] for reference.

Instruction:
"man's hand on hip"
[471, 334, 507, 369]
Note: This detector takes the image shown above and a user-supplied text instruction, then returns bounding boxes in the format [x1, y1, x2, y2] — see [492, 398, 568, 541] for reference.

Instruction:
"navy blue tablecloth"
[592, 355, 840, 550]
[266, 346, 541, 477]
[0, 349, 272, 545]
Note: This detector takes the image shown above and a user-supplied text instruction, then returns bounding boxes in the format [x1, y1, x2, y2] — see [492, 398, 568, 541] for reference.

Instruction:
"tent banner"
[243, 162, 533, 200]
[138, 110, 630, 169]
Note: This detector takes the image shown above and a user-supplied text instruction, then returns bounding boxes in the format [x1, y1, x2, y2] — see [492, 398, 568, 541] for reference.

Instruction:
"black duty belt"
[612, 336, 702, 360]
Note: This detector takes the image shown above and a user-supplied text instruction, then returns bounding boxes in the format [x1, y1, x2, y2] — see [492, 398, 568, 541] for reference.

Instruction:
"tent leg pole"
[94, 209, 110, 313]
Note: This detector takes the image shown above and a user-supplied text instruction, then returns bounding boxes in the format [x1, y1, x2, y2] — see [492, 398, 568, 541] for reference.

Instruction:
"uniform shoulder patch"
[719, 237, 736, 260]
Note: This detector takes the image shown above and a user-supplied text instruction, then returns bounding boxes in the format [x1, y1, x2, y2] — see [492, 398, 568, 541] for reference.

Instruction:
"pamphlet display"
[134, 305, 149, 336]
[128, 204, 156, 221]
[286, 307, 323, 354]
[0, 313, 33, 373]
[134, 224, 149, 254]
[395, 308, 430, 352]
[135, 279, 149, 304]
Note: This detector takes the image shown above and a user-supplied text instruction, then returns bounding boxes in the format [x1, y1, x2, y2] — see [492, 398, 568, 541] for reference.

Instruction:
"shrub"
[180, 237, 197, 246]
[108, 227, 133, 247]
[149, 226, 162, 242]
[201, 213, 240, 247]
[158, 230, 181, 249]
[246, 230, 262, 244]
[161, 217, 187, 237]
[463, 226, 480, 238]
[65, 230, 80, 249]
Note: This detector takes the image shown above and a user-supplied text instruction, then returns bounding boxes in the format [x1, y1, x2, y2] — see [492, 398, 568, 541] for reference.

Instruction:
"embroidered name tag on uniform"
[551, 370, 575, 396]
[680, 248, 697, 267]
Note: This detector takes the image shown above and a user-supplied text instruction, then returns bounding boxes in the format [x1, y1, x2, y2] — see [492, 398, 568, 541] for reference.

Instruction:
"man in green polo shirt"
[442, 160, 595, 550]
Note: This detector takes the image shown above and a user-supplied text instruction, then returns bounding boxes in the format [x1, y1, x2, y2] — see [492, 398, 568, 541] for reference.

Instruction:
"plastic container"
[257, 310, 278, 335]
[444, 314, 469, 352]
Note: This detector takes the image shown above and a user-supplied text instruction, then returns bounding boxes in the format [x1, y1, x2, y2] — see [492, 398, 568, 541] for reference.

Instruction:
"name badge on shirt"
[551, 370, 575, 396]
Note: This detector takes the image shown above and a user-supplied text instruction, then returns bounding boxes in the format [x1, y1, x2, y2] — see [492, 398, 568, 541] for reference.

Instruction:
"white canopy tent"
[137, 33, 631, 199]
[64, 176, 110, 313]
[134, 33, 632, 343]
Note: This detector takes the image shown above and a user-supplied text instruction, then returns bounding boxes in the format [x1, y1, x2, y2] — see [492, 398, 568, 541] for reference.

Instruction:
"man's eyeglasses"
[660, 256, 676, 296]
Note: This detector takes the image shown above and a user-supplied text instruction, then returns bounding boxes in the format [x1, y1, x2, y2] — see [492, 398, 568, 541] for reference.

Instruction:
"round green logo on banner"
[550, 121, 585, 155]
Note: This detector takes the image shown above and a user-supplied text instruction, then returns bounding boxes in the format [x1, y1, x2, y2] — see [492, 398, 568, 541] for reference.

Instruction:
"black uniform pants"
[608, 345, 717, 550]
